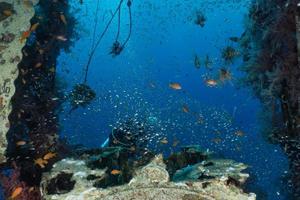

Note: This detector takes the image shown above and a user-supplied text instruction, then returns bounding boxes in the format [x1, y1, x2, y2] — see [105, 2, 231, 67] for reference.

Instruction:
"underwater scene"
[0, 0, 299, 199]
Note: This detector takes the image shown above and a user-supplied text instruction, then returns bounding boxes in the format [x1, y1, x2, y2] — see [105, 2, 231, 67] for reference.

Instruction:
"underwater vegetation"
[240, 0, 300, 197]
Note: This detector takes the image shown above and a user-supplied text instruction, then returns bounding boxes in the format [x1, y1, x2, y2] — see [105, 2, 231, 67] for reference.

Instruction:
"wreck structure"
[0, 0, 76, 199]
[0, 0, 38, 163]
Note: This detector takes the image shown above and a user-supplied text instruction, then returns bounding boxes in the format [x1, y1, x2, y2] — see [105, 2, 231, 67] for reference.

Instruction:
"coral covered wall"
[0, 0, 38, 163]
[0, 0, 76, 199]
[240, 0, 300, 198]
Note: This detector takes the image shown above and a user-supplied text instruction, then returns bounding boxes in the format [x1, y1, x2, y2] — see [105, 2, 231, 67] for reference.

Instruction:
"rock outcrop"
[40, 155, 256, 200]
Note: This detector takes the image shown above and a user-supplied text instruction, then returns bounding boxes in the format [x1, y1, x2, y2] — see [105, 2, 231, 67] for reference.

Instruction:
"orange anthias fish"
[19, 23, 39, 43]
[34, 152, 56, 168]
[205, 79, 218, 87]
[10, 186, 23, 199]
[16, 141, 26, 146]
[169, 82, 182, 90]
[34, 158, 48, 168]
[43, 152, 57, 160]
[111, 169, 121, 175]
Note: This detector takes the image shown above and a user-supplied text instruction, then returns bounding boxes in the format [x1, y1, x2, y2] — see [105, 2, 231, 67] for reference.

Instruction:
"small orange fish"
[160, 137, 168, 144]
[16, 141, 26, 146]
[60, 13, 67, 25]
[19, 30, 31, 43]
[111, 169, 121, 175]
[205, 79, 218, 87]
[34, 158, 48, 168]
[169, 82, 182, 90]
[10, 187, 23, 199]
[182, 104, 189, 113]
[43, 152, 56, 160]
[19, 23, 39, 43]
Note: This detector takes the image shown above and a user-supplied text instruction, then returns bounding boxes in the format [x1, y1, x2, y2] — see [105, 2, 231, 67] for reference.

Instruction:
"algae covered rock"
[0, 0, 38, 163]
[40, 153, 256, 200]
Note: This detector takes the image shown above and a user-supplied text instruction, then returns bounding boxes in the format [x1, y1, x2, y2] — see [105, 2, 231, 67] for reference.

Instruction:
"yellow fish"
[111, 169, 121, 175]
[43, 152, 57, 160]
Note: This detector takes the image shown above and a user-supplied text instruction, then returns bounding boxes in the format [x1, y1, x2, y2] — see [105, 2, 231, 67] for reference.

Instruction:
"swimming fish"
[160, 137, 168, 144]
[169, 83, 182, 90]
[35, 62, 42, 68]
[16, 141, 26, 146]
[194, 55, 201, 69]
[60, 13, 67, 25]
[43, 152, 56, 160]
[34, 158, 48, 168]
[19, 23, 39, 43]
[56, 35, 67, 41]
[182, 104, 189, 113]
[204, 55, 213, 70]
[205, 79, 218, 87]
[111, 169, 121, 175]
[10, 187, 23, 200]
[219, 68, 232, 82]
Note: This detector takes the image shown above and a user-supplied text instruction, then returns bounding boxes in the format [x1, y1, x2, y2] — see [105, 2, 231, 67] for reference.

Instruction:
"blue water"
[57, 1, 289, 199]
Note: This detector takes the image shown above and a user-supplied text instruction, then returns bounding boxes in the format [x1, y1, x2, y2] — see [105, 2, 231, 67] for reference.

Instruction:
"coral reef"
[240, 0, 300, 198]
[40, 152, 255, 200]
